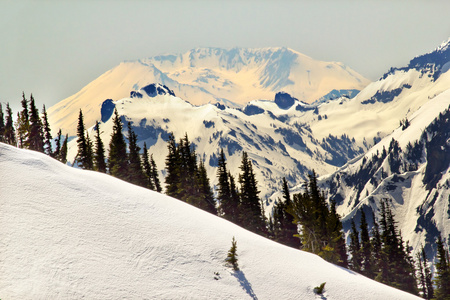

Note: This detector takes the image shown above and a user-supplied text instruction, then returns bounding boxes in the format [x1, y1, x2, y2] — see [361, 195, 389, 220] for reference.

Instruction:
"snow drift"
[0, 143, 418, 299]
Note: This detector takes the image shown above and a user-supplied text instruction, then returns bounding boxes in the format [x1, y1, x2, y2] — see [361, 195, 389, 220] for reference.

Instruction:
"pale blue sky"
[2, 0, 450, 113]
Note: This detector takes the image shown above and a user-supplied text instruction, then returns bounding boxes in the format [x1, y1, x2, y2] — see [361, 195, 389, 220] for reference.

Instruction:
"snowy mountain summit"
[48, 47, 370, 136]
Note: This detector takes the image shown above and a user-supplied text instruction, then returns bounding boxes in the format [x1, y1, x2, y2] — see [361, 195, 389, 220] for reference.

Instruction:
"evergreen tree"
[272, 177, 300, 249]
[228, 172, 240, 223]
[60, 134, 68, 164]
[165, 133, 181, 198]
[86, 132, 94, 170]
[288, 171, 336, 257]
[94, 121, 107, 173]
[197, 160, 217, 214]
[434, 235, 450, 300]
[108, 109, 128, 180]
[238, 151, 265, 234]
[16, 92, 29, 148]
[225, 236, 239, 271]
[41, 105, 52, 156]
[126, 122, 146, 186]
[142, 142, 156, 190]
[370, 211, 383, 278]
[53, 129, 62, 159]
[177, 134, 199, 204]
[0, 103, 5, 142]
[150, 154, 162, 192]
[27, 94, 44, 152]
[349, 219, 362, 272]
[217, 149, 234, 220]
[359, 210, 374, 277]
[75, 110, 93, 170]
[417, 246, 434, 299]
[375, 199, 418, 295]
[4, 103, 15, 146]
[325, 200, 348, 268]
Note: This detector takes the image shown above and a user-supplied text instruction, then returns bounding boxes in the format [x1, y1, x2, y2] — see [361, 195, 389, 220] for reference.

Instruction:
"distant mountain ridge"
[48, 47, 370, 136]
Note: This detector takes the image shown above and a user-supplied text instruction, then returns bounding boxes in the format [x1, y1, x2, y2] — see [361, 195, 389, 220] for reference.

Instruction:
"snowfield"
[0, 143, 419, 299]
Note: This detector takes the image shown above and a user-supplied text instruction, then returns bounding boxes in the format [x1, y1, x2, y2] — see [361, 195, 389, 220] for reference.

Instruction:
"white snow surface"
[0, 143, 419, 299]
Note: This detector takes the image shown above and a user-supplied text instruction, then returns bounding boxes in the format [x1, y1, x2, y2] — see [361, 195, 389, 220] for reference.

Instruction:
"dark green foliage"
[197, 160, 217, 214]
[349, 220, 362, 272]
[417, 245, 434, 299]
[434, 235, 450, 300]
[75, 110, 93, 170]
[238, 151, 265, 234]
[53, 129, 62, 159]
[150, 154, 162, 192]
[60, 134, 68, 164]
[108, 109, 128, 180]
[4, 103, 16, 146]
[164, 133, 217, 214]
[0, 103, 5, 142]
[178, 134, 199, 204]
[288, 171, 347, 266]
[42, 105, 52, 156]
[217, 149, 238, 222]
[165, 133, 181, 198]
[16, 92, 29, 148]
[313, 282, 326, 295]
[226, 236, 239, 271]
[272, 177, 300, 248]
[126, 122, 146, 186]
[359, 210, 374, 277]
[326, 200, 348, 268]
[94, 121, 107, 173]
[371, 200, 418, 295]
[27, 94, 44, 152]
[142, 143, 155, 190]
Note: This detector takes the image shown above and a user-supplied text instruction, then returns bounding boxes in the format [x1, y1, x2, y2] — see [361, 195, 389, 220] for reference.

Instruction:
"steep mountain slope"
[66, 84, 365, 202]
[48, 47, 370, 136]
[315, 86, 450, 259]
[0, 143, 420, 299]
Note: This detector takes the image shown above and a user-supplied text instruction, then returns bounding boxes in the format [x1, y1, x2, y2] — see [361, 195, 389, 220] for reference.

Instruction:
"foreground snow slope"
[0, 143, 418, 299]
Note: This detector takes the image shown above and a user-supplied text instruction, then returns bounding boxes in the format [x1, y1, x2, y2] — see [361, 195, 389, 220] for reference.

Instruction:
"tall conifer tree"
[27, 94, 44, 152]
[75, 110, 93, 169]
[16, 92, 29, 148]
[238, 151, 265, 234]
[217, 149, 233, 219]
[197, 160, 217, 214]
[60, 134, 68, 164]
[359, 210, 373, 277]
[434, 235, 450, 299]
[0, 103, 5, 142]
[127, 122, 146, 186]
[4, 103, 15, 146]
[142, 142, 155, 190]
[150, 154, 162, 192]
[349, 220, 362, 272]
[54, 129, 62, 159]
[165, 133, 181, 198]
[108, 109, 128, 180]
[94, 121, 107, 173]
[42, 105, 53, 156]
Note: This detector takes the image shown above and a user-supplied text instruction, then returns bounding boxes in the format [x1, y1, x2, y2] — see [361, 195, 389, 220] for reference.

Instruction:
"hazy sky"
[2, 0, 450, 113]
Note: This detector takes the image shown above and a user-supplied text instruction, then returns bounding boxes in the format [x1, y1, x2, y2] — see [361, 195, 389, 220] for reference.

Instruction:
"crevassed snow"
[0, 143, 419, 299]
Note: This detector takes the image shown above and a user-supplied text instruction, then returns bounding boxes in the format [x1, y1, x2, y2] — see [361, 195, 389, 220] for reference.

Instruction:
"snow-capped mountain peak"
[48, 47, 370, 136]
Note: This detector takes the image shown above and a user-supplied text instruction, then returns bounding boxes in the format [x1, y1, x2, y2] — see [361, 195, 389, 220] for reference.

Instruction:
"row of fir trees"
[75, 109, 162, 192]
[3, 94, 450, 299]
[0, 93, 68, 163]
